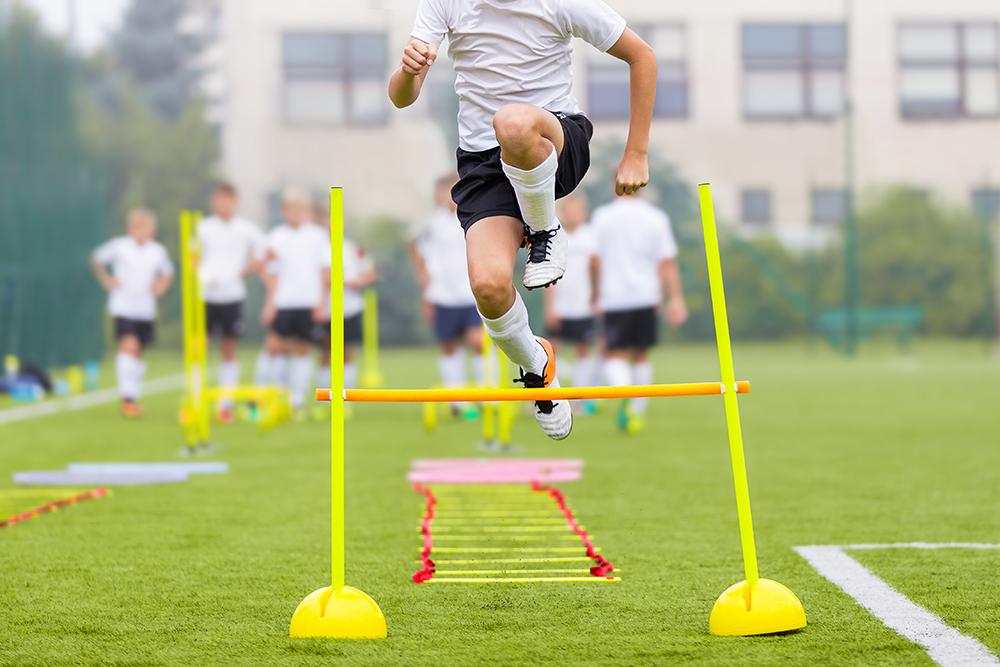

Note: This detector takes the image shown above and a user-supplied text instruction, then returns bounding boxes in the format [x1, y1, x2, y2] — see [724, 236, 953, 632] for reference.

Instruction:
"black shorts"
[114, 317, 155, 346]
[433, 305, 481, 342]
[553, 317, 596, 345]
[452, 112, 594, 231]
[205, 301, 243, 339]
[603, 307, 658, 352]
[272, 308, 314, 342]
[344, 313, 363, 345]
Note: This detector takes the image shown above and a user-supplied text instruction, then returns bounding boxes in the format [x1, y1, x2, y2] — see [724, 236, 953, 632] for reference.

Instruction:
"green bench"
[817, 305, 925, 350]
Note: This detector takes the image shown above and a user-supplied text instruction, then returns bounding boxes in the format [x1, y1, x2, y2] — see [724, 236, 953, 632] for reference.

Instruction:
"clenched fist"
[401, 38, 438, 76]
[615, 151, 649, 196]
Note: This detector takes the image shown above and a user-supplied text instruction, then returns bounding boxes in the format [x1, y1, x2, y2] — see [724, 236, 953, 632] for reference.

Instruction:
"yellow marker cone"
[289, 188, 386, 640]
[699, 183, 805, 636]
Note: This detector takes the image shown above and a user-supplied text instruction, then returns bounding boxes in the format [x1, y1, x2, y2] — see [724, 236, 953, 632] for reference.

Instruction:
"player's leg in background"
[465, 321, 485, 387]
[287, 337, 315, 416]
[439, 336, 466, 414]
[630, 349, 652, 415]
[116, 330, 144, 417]
[264, 332, 289, 388]
[217, 333, 240, 420]
[573, 340, 598, 415]
[494, 104, 568, 289]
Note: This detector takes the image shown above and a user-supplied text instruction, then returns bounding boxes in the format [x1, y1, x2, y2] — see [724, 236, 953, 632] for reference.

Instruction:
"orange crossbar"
[315, 381, 750, 403]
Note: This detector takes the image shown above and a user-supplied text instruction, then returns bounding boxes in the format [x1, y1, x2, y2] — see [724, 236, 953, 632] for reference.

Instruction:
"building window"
[588, 24, 688, 120]
[811, 188, 851, 226]
[972, 188, 1000, 220]
[741, 189, 772, 225]
[899, 23, 1000, 119]
[742, 23, 847, 120]
[282, 31, 388, 126]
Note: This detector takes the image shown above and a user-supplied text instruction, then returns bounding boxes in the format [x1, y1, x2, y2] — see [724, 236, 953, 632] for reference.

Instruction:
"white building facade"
[207, 0, 1000, 243]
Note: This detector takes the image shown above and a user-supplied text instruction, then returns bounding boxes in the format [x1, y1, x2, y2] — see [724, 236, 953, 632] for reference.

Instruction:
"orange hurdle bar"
[316, 381, 750, 403]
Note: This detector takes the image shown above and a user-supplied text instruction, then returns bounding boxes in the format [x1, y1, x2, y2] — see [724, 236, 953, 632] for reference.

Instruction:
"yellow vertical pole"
[330, 188, 346, 590]
[192, 212, 210, 445]
[481, 324, 496, 440]
[698, 183, 760, 598]
[180, 211, 196, 446]
[360, 288, 383, 388]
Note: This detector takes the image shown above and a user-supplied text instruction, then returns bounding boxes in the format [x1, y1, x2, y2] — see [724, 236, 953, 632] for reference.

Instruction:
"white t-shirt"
[343, 238, 368, 318]
[92, 236, 174, 321]
[592, 198, 678, 312]
[197, 215, 265, 304]
[411, 0, 627, 151]
[413, 208, 475, 307]
[552, 224, 596, 319]
[265, 224, 330, 310]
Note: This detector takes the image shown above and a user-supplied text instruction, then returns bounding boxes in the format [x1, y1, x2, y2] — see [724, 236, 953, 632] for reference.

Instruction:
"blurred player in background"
[258, 188, 330, 419]
[90, 208, 174, 417]
[342, 235, 377, 399]
[409, 174, 484, 417]
[197, 181, 265, 421]
[544, 192, 598, 414]
[593, 190, 688, 433]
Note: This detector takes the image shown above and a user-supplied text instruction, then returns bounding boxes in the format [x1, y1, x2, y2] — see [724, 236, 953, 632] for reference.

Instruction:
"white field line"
[0, 374, 184, 427]
[795, 544, 1000, 667]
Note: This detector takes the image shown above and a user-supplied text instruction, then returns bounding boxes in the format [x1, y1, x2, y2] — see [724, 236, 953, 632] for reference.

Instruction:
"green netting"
[0, 11, 108, 368]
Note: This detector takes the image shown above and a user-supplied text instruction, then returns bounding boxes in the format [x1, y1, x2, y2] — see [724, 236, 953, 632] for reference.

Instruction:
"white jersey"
[592, 198, 678, 312]
[413, 208, 475, 307]
[411, 0, 626, 152]
[92, 236, 174, 321]
[343, 238, 368, 318]
[265, 224, 330, 310]
[552, 224, 596, 319]
[197, 215, 265, 304]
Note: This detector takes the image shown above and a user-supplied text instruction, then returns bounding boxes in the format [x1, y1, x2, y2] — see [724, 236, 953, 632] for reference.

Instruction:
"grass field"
[1, 341, 998, 666]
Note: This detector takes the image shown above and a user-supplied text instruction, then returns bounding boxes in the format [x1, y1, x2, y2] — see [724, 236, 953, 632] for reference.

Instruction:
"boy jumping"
[91, 208, 174, 417]
[389, 0, 656, 439]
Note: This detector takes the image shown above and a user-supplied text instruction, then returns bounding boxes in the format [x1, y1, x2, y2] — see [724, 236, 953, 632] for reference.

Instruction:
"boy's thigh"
[465, 215, 524, 281]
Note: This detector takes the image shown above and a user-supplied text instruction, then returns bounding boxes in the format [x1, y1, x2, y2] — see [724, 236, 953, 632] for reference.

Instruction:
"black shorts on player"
[344, 313, 363, 345]
[452, 111, 593, 232]
[114, 317, 155, 346]
[603, 307, 658, 352]
[552, 317, 596, 345]
[433, 304, 481, 342]
[205, 301, 243, 339]
[272, 308, 314, 343]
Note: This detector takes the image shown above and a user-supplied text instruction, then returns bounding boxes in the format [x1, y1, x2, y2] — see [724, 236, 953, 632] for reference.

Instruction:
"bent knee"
[493, 105, 540, 148]
[469, 271, 513, 312]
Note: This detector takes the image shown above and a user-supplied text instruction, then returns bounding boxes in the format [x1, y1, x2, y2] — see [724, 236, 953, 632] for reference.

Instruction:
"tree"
[109, 0, 203, 120]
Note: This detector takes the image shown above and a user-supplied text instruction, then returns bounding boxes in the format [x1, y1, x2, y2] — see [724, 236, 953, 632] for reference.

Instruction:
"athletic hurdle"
[289, 184, 806, 639]
[359, 288, 384, 388]
[178, 211, 289, 453]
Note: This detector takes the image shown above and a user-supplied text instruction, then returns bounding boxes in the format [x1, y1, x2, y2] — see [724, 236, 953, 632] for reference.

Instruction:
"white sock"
[573, 355, 596, 389]
[133, 357, 147, 400]
[632, 362, 653, 414]
[254, 351, 272, 385]
[218, 360, 240, 388]
[316, 365, 331, 390]
[561, 359, 574, 386]
[345, 362, 358, 389]
[288, 355, 315, 409]
[270, 356, 289, 388]
[116, 352, 139, 401]
[603, 358, 631, 387]
[217, 360, 239, 409]
[481, 291, 546, 376]
[470, 353, 485, 386]
[501, 149, 558, 232]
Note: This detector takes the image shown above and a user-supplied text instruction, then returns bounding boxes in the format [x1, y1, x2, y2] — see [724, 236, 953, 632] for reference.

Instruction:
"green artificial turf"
[0, 341, 998, 665]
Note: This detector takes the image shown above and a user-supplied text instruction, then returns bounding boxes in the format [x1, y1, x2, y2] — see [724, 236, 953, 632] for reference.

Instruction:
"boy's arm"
[152, 273, 174, 297]
[407, 240, 430, 291]
[388, 39, 437, 108]
[606, 28, 657, 196]
[90, 258, 118, 291]
[659, 258, 688, 327]
[589, 255, 601, 314]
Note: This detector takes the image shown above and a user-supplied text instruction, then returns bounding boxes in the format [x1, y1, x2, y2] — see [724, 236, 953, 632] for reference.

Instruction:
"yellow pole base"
[709, 579, 806, 636]
[289, 586, 387, 639]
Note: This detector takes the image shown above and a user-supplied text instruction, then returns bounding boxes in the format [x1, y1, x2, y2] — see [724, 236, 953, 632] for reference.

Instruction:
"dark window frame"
[740, 188, 773, 226]
[587, 22, 689, 121]
[742, 22, 847, 122]
[810, 187, 852, 227]
[972, 187, 1000, 220]
[282, 31, 389, 127]
[898, 21, 1000, 120]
